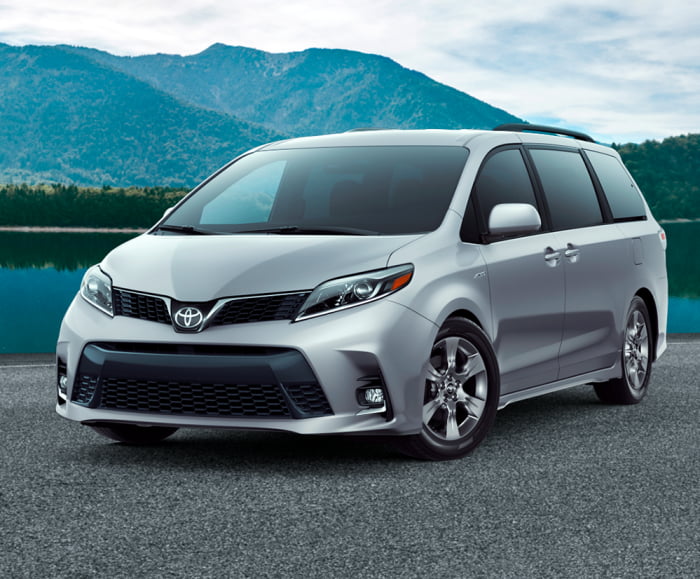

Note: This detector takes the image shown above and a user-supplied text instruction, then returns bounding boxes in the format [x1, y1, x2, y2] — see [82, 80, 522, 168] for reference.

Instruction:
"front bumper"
[56, 294, 437, 436]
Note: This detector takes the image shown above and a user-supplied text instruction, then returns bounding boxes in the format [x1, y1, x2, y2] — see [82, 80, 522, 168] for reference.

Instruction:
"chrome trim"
[113, 287, 311, 331]
[356, 403, 387, 415]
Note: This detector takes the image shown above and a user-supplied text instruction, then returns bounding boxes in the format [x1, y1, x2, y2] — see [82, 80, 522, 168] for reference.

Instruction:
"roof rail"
[493, 123, 595, 143]
[345, 127, 388, 132]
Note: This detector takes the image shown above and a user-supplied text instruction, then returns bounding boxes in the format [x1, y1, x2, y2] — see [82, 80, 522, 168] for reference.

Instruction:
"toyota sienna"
[56, 124, 668, 460]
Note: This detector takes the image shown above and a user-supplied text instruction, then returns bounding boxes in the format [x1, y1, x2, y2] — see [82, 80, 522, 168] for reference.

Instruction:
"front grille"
[113, 289, 170, 324]
[112, 289, 310, 327]
[211, 292, 310, 325]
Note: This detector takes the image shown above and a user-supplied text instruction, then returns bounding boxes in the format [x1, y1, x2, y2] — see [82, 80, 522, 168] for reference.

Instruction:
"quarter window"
[529, 148, 603, 231]
[586, 150, 646, 221]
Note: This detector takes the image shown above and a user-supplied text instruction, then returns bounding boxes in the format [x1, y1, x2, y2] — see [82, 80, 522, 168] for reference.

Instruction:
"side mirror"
[488, 203, 541, 236]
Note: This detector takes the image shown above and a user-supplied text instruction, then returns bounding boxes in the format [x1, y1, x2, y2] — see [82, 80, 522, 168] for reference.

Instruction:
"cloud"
[423, 1, 700, 142]
[0, 0, 698, 142]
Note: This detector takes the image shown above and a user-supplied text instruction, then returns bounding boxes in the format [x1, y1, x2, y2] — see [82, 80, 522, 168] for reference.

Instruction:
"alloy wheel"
[423, 336, 488, 442]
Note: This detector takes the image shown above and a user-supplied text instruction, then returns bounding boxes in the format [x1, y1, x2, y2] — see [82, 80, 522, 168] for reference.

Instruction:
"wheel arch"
[443, 308, 487, 332]
[635, 287, 659, 361]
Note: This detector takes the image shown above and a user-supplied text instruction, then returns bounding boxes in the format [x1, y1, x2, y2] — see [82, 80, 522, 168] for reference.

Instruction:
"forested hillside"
[0, 41, 696, 222]
[0, 44, 282, 186]
[0, 43, 521, 187]
[615, 134, 700, 220]
[0, 184, 186, 228]
[67, 44, 522, 137]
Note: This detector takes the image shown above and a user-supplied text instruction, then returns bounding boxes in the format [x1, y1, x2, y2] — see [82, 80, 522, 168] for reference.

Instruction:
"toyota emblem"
[174, 306, 204, 330]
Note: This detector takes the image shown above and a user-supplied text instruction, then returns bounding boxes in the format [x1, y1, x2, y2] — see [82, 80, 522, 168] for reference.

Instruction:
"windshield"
[158, 146, 469, 235]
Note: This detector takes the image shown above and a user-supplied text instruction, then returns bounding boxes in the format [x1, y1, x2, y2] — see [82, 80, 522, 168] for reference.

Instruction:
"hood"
[101, 233, 422, 301]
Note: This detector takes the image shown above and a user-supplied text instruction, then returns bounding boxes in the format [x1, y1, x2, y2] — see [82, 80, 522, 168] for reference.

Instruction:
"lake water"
[0, 223, 698, 353]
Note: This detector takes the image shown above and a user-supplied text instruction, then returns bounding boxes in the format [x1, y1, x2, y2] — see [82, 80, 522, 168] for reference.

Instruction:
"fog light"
[359, 387, 385, 408]
[58, 374, 68, 400]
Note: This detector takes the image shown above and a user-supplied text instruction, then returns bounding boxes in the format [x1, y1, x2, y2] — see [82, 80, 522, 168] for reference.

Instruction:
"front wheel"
[594, 296, 653, 405]
[89, 423, 179, 445]
[394, 317, 500, 460]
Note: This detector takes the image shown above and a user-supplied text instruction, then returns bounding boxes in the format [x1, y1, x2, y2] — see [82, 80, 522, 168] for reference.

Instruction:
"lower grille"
[95, 378, 291, 417]
[73, 375, 98, 405]
[72, 376, 332, 418]
[286, 383, 333, 416]
[72, 343, 334, 419]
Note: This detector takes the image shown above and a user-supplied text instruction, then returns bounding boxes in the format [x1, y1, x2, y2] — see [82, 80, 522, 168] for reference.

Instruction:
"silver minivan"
[56, 125, 668, 460]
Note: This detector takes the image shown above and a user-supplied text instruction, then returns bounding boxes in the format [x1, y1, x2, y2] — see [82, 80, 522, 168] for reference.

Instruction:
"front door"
[466, 146, 565, 394]
[480, 234, 565, 392]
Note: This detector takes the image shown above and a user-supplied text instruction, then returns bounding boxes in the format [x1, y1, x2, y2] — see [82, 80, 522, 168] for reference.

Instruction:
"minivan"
[56, 124, 668, 460]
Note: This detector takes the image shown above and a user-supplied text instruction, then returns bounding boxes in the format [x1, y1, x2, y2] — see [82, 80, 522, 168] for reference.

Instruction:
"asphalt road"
[1, 339, 698, 578]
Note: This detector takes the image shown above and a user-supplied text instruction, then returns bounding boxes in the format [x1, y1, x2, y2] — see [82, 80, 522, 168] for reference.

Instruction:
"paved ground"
[0, 338, 698, 578]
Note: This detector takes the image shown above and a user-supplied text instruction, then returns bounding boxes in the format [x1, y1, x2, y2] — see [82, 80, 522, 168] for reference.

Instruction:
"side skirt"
[497, 364, 619, 410]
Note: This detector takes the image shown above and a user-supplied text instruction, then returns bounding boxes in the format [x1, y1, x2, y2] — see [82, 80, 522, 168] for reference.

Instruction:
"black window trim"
[461, 144, 550, 245]
[580, 148, 648, 223]
[461, 143, 639, 244]
[578, 149, 614, 223]
[523, 144, 610, 232]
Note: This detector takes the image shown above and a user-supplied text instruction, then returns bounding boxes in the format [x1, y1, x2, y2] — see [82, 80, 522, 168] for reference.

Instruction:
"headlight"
[295, 264, 413, 321]
[79, 265, 113, 316]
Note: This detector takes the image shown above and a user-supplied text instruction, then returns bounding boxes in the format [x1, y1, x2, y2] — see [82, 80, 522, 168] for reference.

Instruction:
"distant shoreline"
[0, 226, 146, 233]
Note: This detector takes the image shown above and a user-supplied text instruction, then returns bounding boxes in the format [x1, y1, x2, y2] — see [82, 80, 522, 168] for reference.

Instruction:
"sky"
[1, 0, 698, 144]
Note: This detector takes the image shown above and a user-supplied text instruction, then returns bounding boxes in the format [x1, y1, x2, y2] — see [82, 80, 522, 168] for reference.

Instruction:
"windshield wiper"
[154, 224, 219, 235]
[236, 225, 378, 236]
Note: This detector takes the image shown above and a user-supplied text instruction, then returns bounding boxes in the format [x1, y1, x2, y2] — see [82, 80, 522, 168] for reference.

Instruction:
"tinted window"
[587, 151, 646, 221]
[471, 148, 539, 235]
[529, 148, 603, 230]
[163, 146, 468, 235]
[461, 197, 480, 243]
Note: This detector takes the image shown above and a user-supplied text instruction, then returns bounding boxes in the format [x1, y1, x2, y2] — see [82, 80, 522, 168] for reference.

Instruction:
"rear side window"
[586, 151, 646, 221]
[529, 148, 603, 231]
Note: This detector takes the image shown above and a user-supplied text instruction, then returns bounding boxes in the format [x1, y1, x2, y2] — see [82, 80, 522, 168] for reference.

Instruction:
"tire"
[89, 423, 179, 445]
[394, 317, 500, 460]
[594, 296, 653, 405]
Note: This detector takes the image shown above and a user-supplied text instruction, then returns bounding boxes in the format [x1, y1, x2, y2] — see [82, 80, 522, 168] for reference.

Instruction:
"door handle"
[544, 247, 561, 266]
[564, 243, 580, 262]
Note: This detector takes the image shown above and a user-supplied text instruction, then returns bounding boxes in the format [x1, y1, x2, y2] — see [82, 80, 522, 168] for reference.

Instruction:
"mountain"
[65, 44, 521, 137]
[0, 44, 282, 187]
[0, 43, 522, 187]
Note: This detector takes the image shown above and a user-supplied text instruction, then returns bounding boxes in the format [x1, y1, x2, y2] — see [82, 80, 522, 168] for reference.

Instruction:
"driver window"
[462, 148, 539, 242]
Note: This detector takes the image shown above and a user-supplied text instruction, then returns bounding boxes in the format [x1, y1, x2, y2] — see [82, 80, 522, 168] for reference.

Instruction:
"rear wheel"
[395, 318, 500, 460]
[594, 296, 653, 404]
[89, 423, 179, 445]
